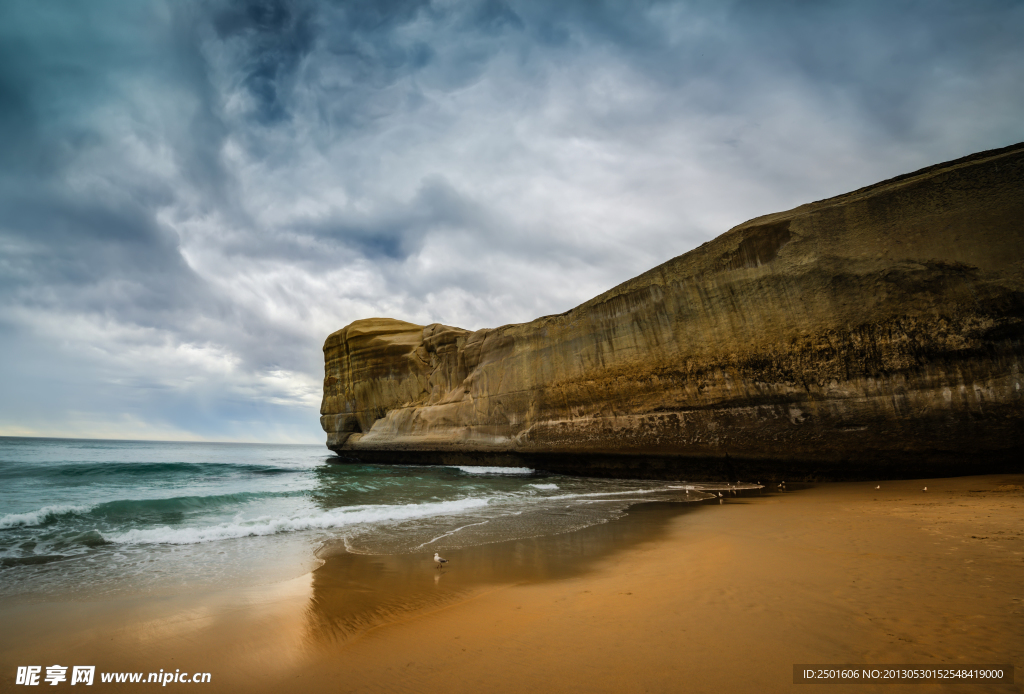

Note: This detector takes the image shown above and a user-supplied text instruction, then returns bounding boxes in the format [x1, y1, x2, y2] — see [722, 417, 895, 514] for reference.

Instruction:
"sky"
[1, 0, 1022, 444]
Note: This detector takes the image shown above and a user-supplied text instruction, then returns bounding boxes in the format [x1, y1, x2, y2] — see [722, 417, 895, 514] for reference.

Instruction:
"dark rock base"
[325, 448, 1023, 483]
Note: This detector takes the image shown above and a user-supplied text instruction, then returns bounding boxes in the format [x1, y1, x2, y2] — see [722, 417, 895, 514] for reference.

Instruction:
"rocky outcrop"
[321, 143, 1024, 480]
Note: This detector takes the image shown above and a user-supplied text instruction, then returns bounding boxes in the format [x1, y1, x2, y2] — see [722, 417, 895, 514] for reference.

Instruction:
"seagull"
[434, 552, 449, 569]
[875, 485, 880, 490]
[922, 486, 927, 492]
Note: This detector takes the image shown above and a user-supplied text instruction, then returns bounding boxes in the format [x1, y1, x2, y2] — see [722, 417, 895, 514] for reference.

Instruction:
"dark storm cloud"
[716, 0, 1024, 137]
[0, 3, 207, 277]
[212, 0, 318, 124]
[305, 176, 480, 260]
[0, 0, 1021, 441]
[1, 188, 186, 298]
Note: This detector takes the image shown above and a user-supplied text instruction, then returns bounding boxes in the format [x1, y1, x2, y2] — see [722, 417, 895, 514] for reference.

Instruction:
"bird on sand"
[875, 485, 880, 490]
[922, 486, 928, 492]
[434, 552, 449, 569]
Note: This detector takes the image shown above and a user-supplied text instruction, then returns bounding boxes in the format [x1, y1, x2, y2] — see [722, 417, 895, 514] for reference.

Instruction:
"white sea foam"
[0, 504, 95, 529]
[668, 483, 762, 491]
[102, 497, 493, 545]
[528, 483, 559, 490]
[454, 466, 534, 475]
[413, 520, 491, 549]
[545, 488, 666, 501]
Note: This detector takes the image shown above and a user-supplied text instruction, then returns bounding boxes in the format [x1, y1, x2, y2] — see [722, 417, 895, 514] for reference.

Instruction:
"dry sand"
[1, 474, 1021, 693]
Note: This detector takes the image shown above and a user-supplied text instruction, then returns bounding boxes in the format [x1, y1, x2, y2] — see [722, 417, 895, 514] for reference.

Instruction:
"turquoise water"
[0, 437, 722, 600]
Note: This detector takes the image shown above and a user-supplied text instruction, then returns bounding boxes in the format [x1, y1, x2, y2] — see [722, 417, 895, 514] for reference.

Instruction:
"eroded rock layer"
[322, 144, 1024, 480]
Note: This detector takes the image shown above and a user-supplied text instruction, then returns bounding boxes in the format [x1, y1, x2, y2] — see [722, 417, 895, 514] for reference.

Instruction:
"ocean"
[0, 437, 730, 602]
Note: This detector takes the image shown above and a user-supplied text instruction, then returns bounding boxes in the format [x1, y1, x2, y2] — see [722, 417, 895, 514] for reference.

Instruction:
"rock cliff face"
[321, 144, 1024, 480]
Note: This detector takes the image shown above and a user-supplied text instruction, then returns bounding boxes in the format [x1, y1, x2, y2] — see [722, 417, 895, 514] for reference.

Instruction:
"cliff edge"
[321, 144, 1024, 480]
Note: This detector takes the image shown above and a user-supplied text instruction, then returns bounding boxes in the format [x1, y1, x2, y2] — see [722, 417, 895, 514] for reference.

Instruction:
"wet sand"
[1, 474, 1021, 693]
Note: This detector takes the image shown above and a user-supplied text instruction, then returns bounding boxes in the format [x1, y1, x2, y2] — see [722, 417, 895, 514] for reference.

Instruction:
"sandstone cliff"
[321, 143, 1024, 480]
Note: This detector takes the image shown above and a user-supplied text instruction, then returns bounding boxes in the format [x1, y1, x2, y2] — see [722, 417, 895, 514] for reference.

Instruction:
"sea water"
[0, 437, 722, 601]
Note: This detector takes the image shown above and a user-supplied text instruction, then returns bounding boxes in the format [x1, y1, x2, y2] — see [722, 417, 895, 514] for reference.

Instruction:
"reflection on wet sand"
[302, 500, 707, 647]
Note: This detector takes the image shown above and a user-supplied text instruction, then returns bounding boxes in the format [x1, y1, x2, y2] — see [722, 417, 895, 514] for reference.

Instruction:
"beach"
[1, 473, 1021, 693]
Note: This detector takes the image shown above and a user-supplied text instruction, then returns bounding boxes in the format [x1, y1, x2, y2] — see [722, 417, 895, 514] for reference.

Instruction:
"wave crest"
[103, 497, 493, 545]
[455, 466, 534, 475]
[0, 504, 94, 529]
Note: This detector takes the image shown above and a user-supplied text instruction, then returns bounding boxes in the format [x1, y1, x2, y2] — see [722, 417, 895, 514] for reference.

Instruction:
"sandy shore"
[2, 474, 1021, 693]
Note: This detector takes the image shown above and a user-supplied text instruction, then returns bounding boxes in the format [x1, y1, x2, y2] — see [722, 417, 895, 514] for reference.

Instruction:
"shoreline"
[2, 473, 1021, 692]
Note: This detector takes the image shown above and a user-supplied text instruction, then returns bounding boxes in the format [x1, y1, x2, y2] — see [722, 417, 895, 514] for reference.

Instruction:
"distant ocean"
[0, 437, 720, 601]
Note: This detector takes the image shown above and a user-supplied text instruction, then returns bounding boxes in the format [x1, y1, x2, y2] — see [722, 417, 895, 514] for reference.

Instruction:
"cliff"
[321, 143, 1024, 480]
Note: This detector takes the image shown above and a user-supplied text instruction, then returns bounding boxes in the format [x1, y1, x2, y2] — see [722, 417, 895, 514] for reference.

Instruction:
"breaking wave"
[103, 497, 494, 545]
[454, 466, 534, 475]
[0, 504, 95, 529]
